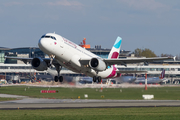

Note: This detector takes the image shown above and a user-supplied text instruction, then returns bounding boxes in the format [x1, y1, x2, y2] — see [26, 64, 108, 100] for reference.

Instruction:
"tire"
[97, 76, 101, 83]
[54, 76, 58, 82]
[93, 76, 96, 82]
[59, 76, 63, 82]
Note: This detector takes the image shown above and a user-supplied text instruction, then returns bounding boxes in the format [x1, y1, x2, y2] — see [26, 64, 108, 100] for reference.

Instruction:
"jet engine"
[89, 58, 106, 71]
[31, 57, 48, 71]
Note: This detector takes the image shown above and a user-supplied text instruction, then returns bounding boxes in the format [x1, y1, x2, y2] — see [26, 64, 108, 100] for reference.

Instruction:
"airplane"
[134, 69, 167, 84]
[77, 76, 93, 84]
[113, 69, 166, 84]
[114, 76, 136, 84]
[5, 33, 174, 83]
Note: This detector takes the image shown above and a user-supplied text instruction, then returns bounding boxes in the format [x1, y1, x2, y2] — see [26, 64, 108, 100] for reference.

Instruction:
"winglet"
[173, 56, 176, 61]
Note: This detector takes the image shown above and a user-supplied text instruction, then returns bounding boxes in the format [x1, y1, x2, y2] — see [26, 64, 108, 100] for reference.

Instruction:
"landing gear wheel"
[97, 76, 101, 83]
[93, 76, 96, 82]
[59, 76, 63, 82]
[54, 65, 62, 82]
[54, 76, 58, 82]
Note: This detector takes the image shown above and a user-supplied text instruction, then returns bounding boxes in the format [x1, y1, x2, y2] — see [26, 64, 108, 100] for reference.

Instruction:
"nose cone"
[38, 38, 49, 52]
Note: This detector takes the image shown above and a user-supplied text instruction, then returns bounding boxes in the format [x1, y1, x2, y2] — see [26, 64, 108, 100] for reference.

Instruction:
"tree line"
[133, 48, 179, 60]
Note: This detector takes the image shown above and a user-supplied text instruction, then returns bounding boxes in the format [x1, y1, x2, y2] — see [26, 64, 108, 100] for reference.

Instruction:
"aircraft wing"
[79, 59, 89, 65]
[5, 56, 33, 64]
[104, 57, 173, 66]
[80, 57, 173, 66]
[4, 56, 60, 65]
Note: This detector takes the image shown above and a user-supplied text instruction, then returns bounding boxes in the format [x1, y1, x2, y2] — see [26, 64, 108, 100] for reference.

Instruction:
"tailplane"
[108, 36, 122, 59]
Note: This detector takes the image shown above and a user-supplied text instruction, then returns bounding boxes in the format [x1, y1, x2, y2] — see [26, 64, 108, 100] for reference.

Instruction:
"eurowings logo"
[113, 37, 122, 49]
[108, 36, 122, 59]
[111, 52, 119, 59]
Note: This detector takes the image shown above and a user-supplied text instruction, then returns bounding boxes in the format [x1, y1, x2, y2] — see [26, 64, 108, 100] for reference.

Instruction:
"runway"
[1, 95, 180, 109]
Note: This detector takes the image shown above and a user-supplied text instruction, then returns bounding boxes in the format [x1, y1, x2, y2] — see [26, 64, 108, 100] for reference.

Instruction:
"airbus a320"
[6, 33, 173, 82]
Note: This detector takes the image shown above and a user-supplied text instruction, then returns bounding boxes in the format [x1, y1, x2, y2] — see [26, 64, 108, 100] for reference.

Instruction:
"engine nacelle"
[89, 58, 106, 71]
[31, 57, 48, 71]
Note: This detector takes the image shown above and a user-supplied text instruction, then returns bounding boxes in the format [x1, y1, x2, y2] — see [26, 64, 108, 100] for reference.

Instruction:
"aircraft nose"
[38, 38, 48, 50]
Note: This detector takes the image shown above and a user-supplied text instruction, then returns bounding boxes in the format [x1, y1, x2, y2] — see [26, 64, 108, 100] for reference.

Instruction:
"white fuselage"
[38, 33, 118, 79]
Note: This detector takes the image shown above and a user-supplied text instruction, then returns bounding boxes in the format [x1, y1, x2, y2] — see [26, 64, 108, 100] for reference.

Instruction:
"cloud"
[46, 0, 83, 7]
[118, 0, 170, 12]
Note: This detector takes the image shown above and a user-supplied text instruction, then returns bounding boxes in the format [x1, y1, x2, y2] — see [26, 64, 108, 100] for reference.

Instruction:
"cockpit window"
[41, 35, 56, 40]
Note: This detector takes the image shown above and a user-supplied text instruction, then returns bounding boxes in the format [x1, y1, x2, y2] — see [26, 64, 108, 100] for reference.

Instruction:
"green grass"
[0, 107, 180, 120]
[0, 86, 180, 100]
[0, 97, 17, 101]
[1, 86, 180, 119]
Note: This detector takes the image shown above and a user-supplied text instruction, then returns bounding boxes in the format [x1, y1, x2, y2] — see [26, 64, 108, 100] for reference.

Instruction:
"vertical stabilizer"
[108, 36, 122, 59]
[160, 69, 165, 79]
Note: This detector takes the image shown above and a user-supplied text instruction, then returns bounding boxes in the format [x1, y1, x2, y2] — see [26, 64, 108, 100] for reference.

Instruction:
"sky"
[0, 0, 180, 56]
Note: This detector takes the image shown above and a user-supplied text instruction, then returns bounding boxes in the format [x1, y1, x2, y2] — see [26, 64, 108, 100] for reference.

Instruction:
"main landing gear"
[48, 55, 63, 82]
[93, 76, 101, 83]
[54, 65, 63, 82]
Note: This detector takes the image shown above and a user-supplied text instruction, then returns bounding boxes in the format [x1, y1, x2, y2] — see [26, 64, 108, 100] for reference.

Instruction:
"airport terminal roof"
[0, 47, 38, 51]
[0, 47, 10, 51]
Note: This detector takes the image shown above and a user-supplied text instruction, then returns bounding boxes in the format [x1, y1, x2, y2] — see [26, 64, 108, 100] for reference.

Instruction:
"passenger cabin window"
[41, 35, 56, 40]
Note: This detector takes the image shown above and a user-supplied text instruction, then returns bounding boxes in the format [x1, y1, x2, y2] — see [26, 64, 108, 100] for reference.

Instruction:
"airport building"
[0, 43, 180, 84]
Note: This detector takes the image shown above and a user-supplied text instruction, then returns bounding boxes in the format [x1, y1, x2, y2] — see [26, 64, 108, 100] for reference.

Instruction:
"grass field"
[0, 97, 17, 101]
[0, 107, 180, 120]
[1, 86, 180, 119]
[0, 86, 180, 100]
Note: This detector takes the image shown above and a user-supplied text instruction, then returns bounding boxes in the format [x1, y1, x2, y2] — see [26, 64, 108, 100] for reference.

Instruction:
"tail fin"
[160, 69, 165, 79]
[108, 36, 122, 59]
